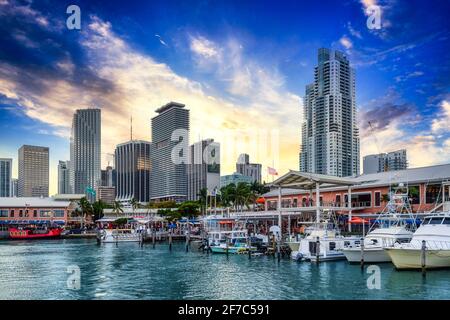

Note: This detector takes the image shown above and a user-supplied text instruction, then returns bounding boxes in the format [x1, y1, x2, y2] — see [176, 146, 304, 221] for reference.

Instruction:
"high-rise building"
[151, 102, 189, 203]
[101, 166, 116, 187]
[10, 178, 18, 197]
[57, 160, 71, 194]
[187, 139, 220, 201]
[70, 108, 101, 200]
[220, 172, 254, 188]
[236, 153, 262, 184]
[96, 186, 116, 205]
[363, 149, 408, 174]
[115, 140, 151, 203]
[18, 145, 49, 197]
[299, 48, 360, 177]
[0, 158, 12, 197]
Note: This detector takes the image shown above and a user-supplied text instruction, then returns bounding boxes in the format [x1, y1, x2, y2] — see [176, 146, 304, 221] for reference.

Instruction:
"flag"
[267, 166, 278, 176]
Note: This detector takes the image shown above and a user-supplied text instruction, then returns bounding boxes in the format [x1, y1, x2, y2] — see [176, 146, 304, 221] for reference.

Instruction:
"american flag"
[267, 166, 278, 175]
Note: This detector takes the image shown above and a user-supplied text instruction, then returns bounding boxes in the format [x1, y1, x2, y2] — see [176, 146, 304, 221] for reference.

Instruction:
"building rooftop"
[155, 101, 185, 114]
[0, 197, 72, 207]
[263, 163, 450, 197]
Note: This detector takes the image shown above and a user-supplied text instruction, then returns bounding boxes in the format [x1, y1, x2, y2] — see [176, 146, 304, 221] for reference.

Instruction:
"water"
[1, 239, 449, 300]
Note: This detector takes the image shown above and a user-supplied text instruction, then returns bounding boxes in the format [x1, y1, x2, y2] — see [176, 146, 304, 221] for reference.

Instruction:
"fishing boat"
[97, 228, 143, 243]
[9, 226, 63, 239]
[385, 213, 450, 269]
[343, 185, 416, 263]
[204, 216, 256, 254]
[290, 222, 360, 262]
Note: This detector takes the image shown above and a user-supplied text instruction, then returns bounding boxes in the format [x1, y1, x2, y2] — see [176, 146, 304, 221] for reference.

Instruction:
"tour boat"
[385, 213, 450, 269]
[97, 228, 143, 243]
[9, 226, 63, 239]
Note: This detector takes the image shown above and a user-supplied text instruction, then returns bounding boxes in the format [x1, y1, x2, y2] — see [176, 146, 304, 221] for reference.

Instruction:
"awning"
[349, 217, 371, 224]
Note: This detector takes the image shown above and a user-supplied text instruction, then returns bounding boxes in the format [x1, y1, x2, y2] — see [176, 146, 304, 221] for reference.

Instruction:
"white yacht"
[97, 228, 143, 243]
[385, 213, 450, 269]
[343, 225, 413, 263]
[290, 222, 360, 262]
[343, 184, 416, 263]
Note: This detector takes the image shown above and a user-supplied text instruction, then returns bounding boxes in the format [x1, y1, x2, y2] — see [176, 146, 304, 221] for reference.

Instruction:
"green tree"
[197, 187, 208, 215]
[178, 201, 200, 218]
[112, 200, 124, 217]
[92, 200, 107, 221]
[130, 198, 139, 215]
[77, 197, 93, 227]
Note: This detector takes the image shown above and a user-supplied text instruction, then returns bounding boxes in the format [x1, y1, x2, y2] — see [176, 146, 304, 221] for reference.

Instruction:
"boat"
[385, 213, 450, 269]
[9, 226, 63, 239]
[343, 185, 416, 263]
[343, 226, 413, 263]
[290, 223, 360, 262]
[204, 216, 256, 254]
[97, 228, 143, 243]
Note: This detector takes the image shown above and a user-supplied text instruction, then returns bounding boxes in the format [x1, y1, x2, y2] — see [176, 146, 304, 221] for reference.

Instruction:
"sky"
[0, 0, 449, 196]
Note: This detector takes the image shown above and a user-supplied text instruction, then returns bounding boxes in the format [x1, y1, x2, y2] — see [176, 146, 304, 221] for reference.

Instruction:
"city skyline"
[0, 0, 449, 195]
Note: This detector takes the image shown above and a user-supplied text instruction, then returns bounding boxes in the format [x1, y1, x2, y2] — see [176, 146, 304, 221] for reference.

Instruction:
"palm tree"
[112, 200, 124, 217]
[77, 197, 93, 228]
[130, 198, 139, 215]
[197, 187, 208, 215]
[235, 182, 251, 212]
[92, 200, 107, 221]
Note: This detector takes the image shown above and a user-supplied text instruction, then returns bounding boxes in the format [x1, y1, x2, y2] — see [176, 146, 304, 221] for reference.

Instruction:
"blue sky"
[0, 0, 449, 194]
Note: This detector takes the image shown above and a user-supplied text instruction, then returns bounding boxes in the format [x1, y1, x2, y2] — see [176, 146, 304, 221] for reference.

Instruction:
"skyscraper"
[101, 166, 116, 187]
[187, 139, 220, 201]
[299, 48, 360, 177]
[151, 102, 189, 203]
[70, 108, 101, 200]
[115, 140, 151, 203]
[58, 160, 71, 194]
[236, 153, 262, 184]
[0, 158, 12, 197]
[363, 149, 408, 174]
[18, 145, 49, 197]
[10, 178, 18, 197]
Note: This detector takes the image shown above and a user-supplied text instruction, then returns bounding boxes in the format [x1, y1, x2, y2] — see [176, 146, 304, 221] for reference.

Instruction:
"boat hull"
[343, 247, 391, 263]
[9, 228, 63, 240]
[286, 241, 300, 252]
[385, 248, 450, 269]
[210, 246, 256, 254]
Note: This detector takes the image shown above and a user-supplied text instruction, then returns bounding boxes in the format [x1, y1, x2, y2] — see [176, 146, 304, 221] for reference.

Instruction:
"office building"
[18, 145, 49, 197]
[10, 178, 18, 197]
[70, 108, 101, 200]
[58, 160, 71, 194]
[150, 102, 189, 203]
[236, 153, 262, 184]
[187, 139, 220, 201]
[96, 186, 116, 205]
[101, 166, 116, 187]
[0, 158, 12, 197]
[363, 149, 408, 174]
[115, 140, 151, 203]
[299, 48, 360, 177]
[220, 172, 254, 188]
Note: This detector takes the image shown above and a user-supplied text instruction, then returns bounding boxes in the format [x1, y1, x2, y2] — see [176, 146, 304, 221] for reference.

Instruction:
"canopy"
[348, 217, 371, 224]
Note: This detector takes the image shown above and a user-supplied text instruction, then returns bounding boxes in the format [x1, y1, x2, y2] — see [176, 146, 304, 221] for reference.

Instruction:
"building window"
[336, 195, 341, 206]
[39, 210, 52, 217]
[0, 210, 8, 217]
[10, 210, 14, 217]
[409, 185, 420, 204]
[53, 210, 65, 217]
[19, 210, 23, 217]
[33, 210, 37, 217]
[374, 192, 381, 207]
[426, 184, 442, 204]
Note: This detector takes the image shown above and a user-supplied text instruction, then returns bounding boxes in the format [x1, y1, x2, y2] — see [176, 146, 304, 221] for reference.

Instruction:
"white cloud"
[339, 36, 353, 49]
[432, 100, 450, 134]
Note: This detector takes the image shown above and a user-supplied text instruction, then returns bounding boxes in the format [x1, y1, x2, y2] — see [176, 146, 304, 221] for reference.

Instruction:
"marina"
[1, 239, 450, 300]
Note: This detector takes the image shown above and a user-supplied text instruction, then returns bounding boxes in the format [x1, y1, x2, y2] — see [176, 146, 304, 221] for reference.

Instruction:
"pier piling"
[316, 236, 320, 264]
[360, 237, 365, 270]
[152, 229, 156, 249]
[247, 236, 251, 259]
[421, 240, 427, 277]
[169, 230, 173, 251]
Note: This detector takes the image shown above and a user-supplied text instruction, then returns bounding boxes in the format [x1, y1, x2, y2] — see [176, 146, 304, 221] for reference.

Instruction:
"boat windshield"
[423, 217, 444, 225]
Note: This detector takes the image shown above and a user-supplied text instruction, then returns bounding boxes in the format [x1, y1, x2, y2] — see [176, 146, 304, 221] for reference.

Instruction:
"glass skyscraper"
[0, 158, 12, 197]
[115, 140, 151, 203]
[151, 102, 189, 203]
[70, 108, 101, 200]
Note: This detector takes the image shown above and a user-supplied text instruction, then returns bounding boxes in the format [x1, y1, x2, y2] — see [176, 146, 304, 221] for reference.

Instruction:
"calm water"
[0, 239, 449, 300]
